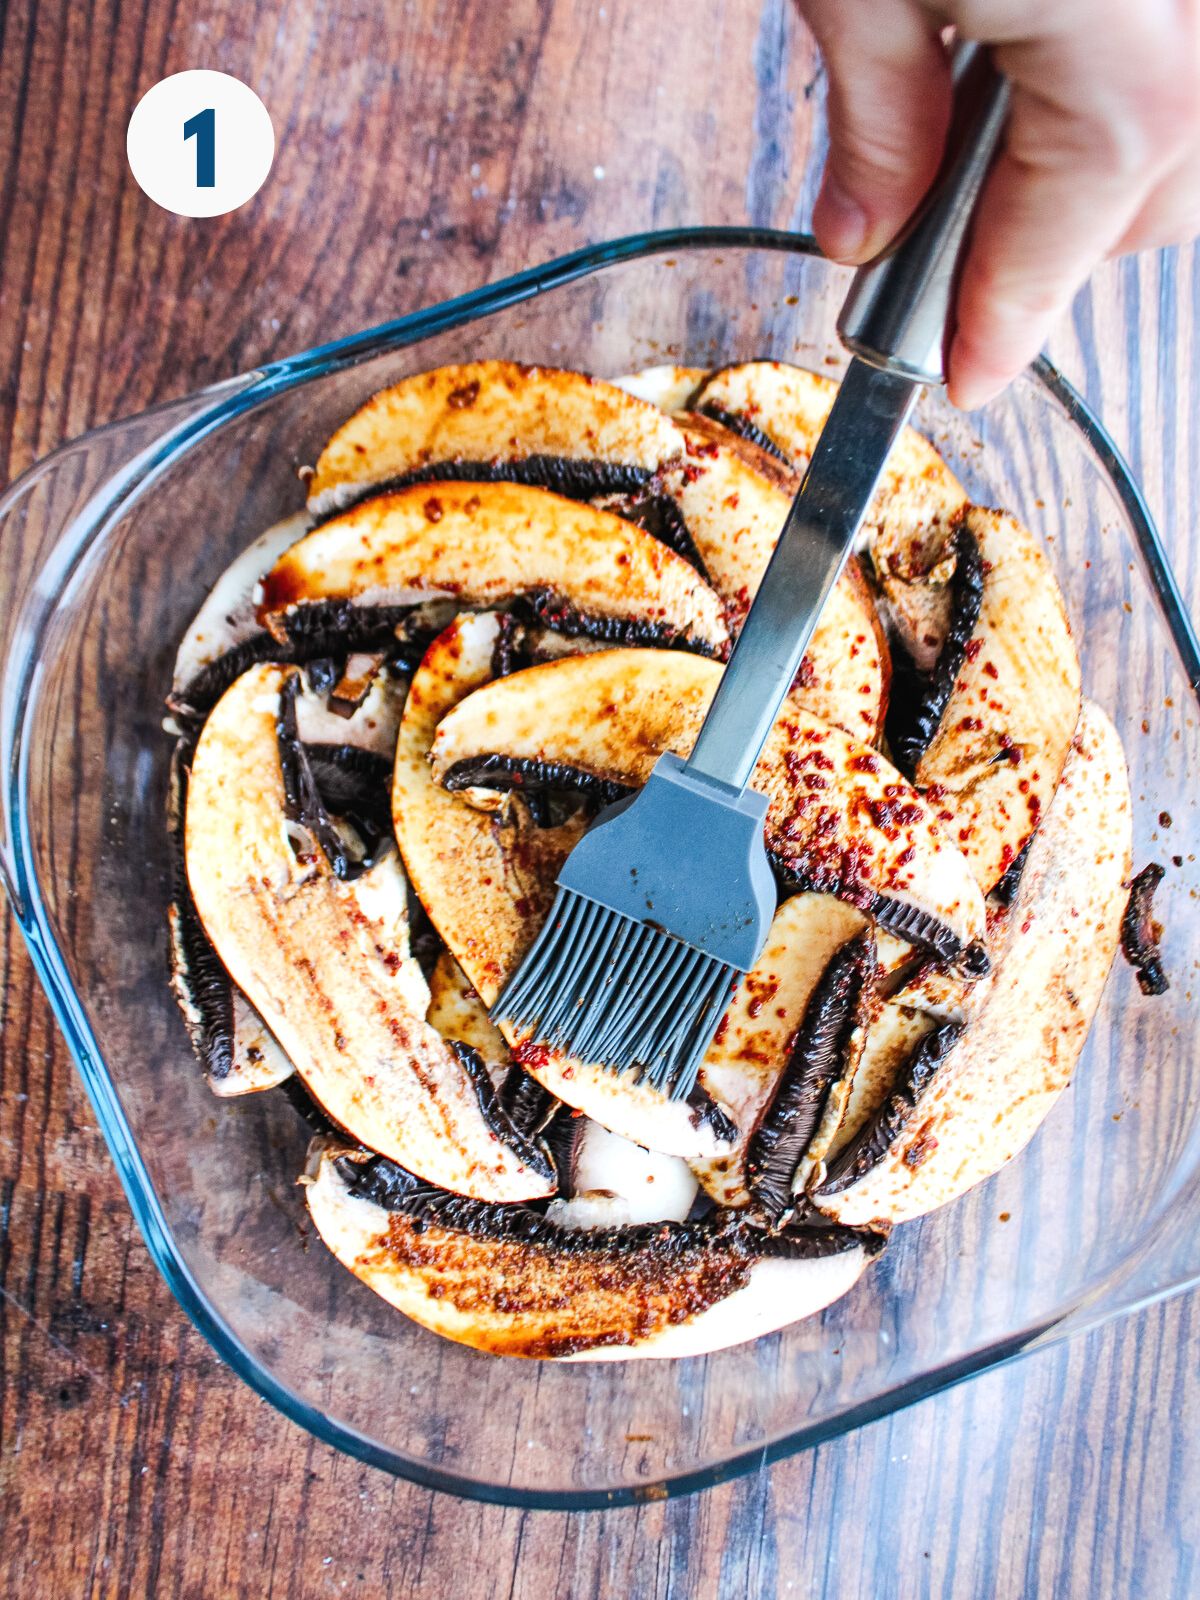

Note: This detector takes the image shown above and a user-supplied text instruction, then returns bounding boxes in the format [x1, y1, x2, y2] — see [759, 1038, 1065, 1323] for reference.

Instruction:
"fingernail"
[813, 173, 870, 264]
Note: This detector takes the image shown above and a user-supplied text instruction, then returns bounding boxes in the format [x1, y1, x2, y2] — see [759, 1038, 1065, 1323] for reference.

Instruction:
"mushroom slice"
[544, 1117, 699, 1229]
[426, 949, 510, 1068]
[423, 953, 563, 1149]
[304, 1144, 879, 1360]
[658, 427, 889, 740]
[307, 361, 684, 518]
[392, 615, 733, 1160]
[692, 361, 967, 544]
[424, 961, 564, 1144]
[392, 612, 585, 1019]
[430, 648, 985, 959]
[258, 480, 727, 657]
[1121, 863, 1169, 996]
[816, 701, 1132, 1226]
[674, 409, 799, 490]
[290, 667, 405, 759]
[170, 512, 312, 717]
[186, 662, 553, 1202]
[168, 734, 295, 1097]
[690, 893, 869, 1208]
[213, 996, 295, 1097]
[612, 364, 709, 412]
[886, 507, 1082, 894]
[171, 801, 294, 1099]
[745, 929, 877, 1223]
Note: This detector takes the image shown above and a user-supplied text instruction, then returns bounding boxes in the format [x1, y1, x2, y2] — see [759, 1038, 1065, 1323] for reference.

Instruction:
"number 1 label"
[127, 71, 275, 217]
[183, 107, 216, 188]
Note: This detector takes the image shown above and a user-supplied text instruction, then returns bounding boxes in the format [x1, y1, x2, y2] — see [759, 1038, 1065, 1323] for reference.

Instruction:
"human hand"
[794, 0, 1200, 407]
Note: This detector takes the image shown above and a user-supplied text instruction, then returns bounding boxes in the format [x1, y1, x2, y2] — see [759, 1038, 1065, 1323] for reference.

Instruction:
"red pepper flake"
[965, 638, 983, 662]
[982, 660, 999, 680]
[791, 655, 818, 690]
[513, 1039, 552, 1072]
[423, 496, 444, 522]
[447, 379, 481, 409]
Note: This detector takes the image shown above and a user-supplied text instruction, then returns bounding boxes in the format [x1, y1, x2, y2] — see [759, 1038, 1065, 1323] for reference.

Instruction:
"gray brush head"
[492, 752, 778, 1098]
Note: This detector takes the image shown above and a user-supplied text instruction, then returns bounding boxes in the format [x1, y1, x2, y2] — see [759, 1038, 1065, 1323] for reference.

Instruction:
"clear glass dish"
[3, 229, 1199, 1509]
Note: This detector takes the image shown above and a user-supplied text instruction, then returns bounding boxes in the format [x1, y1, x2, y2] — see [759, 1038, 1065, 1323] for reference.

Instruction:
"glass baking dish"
[3, 228, 1199, 1509]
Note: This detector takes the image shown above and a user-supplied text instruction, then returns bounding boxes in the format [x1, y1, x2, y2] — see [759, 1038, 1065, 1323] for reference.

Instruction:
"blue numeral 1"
[183, 107, 216, 188]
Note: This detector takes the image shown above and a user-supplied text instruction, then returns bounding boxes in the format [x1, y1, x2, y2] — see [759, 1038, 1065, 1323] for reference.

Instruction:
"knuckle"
[962, 251, 1066, 321]
[831, 107, 924, 188]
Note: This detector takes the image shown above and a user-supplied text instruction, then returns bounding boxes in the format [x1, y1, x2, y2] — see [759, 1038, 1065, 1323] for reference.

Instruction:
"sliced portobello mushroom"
[258, 479, 727, 657]
[290, 666, 406, 758]
[307, 361, 685, 518]
[829, 999, 938, 1164]
[392, 613, 735, 1160]
[170, 511, 312, 715]
[544, 1116, 699, 1230]
[185, 662, 554, 1202]
[745, 929, 878, 1224]
[816, 701, 1132, 1226]
[215, 995, 295, 1096]
[392, 611, 585, 1013]
[832, 900, 1011, 1155]
[426, 949, 510, 1069]
[1121, 862, 1169, 996]
[691, 892, 869, 1208]
[168, 885, 296, 1098]
[674, 408, 799, 491]
[885, 507, 1081, 894]
[430, 648, 985, 960]
[693, 362, 967, 549]
[612, 364, 709, 412]
[658, 426, 890, 741]
[305, 1143, 879, 1360]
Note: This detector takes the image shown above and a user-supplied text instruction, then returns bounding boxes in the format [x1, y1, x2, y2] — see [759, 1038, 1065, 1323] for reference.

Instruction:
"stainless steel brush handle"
[685, 39, 1009, 792]
[838, 39, 1012, 385]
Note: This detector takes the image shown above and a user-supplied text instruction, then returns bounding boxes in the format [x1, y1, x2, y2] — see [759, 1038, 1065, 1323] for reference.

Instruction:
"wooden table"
[2, 2, 1197, 1594]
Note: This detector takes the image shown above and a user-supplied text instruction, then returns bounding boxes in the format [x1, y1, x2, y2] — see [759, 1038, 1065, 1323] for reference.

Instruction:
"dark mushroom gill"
[746, 929, 877, 1224]
[885, 523, 985, 778]
[819, 1019, 965, 1194]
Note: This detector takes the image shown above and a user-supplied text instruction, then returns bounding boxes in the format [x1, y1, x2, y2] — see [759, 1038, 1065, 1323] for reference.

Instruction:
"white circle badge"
[127, 70, 274, 218]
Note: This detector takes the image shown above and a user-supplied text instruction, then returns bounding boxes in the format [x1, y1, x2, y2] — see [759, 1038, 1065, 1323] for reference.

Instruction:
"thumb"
[802, 0, 952, 263]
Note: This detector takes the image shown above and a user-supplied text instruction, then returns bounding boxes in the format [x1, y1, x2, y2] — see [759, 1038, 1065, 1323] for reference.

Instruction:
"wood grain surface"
[2, 1, 1199, 1595]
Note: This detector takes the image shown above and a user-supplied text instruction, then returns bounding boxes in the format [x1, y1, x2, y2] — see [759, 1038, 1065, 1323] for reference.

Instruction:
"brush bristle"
[491, 887, 737, 1099]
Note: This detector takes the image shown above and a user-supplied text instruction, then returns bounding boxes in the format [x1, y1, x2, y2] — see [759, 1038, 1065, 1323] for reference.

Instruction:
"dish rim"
[3, 225, 1200, 1509]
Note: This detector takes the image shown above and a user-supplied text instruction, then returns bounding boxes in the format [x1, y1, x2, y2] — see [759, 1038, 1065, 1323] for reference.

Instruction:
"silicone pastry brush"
[493, 41, 1010, 1099]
